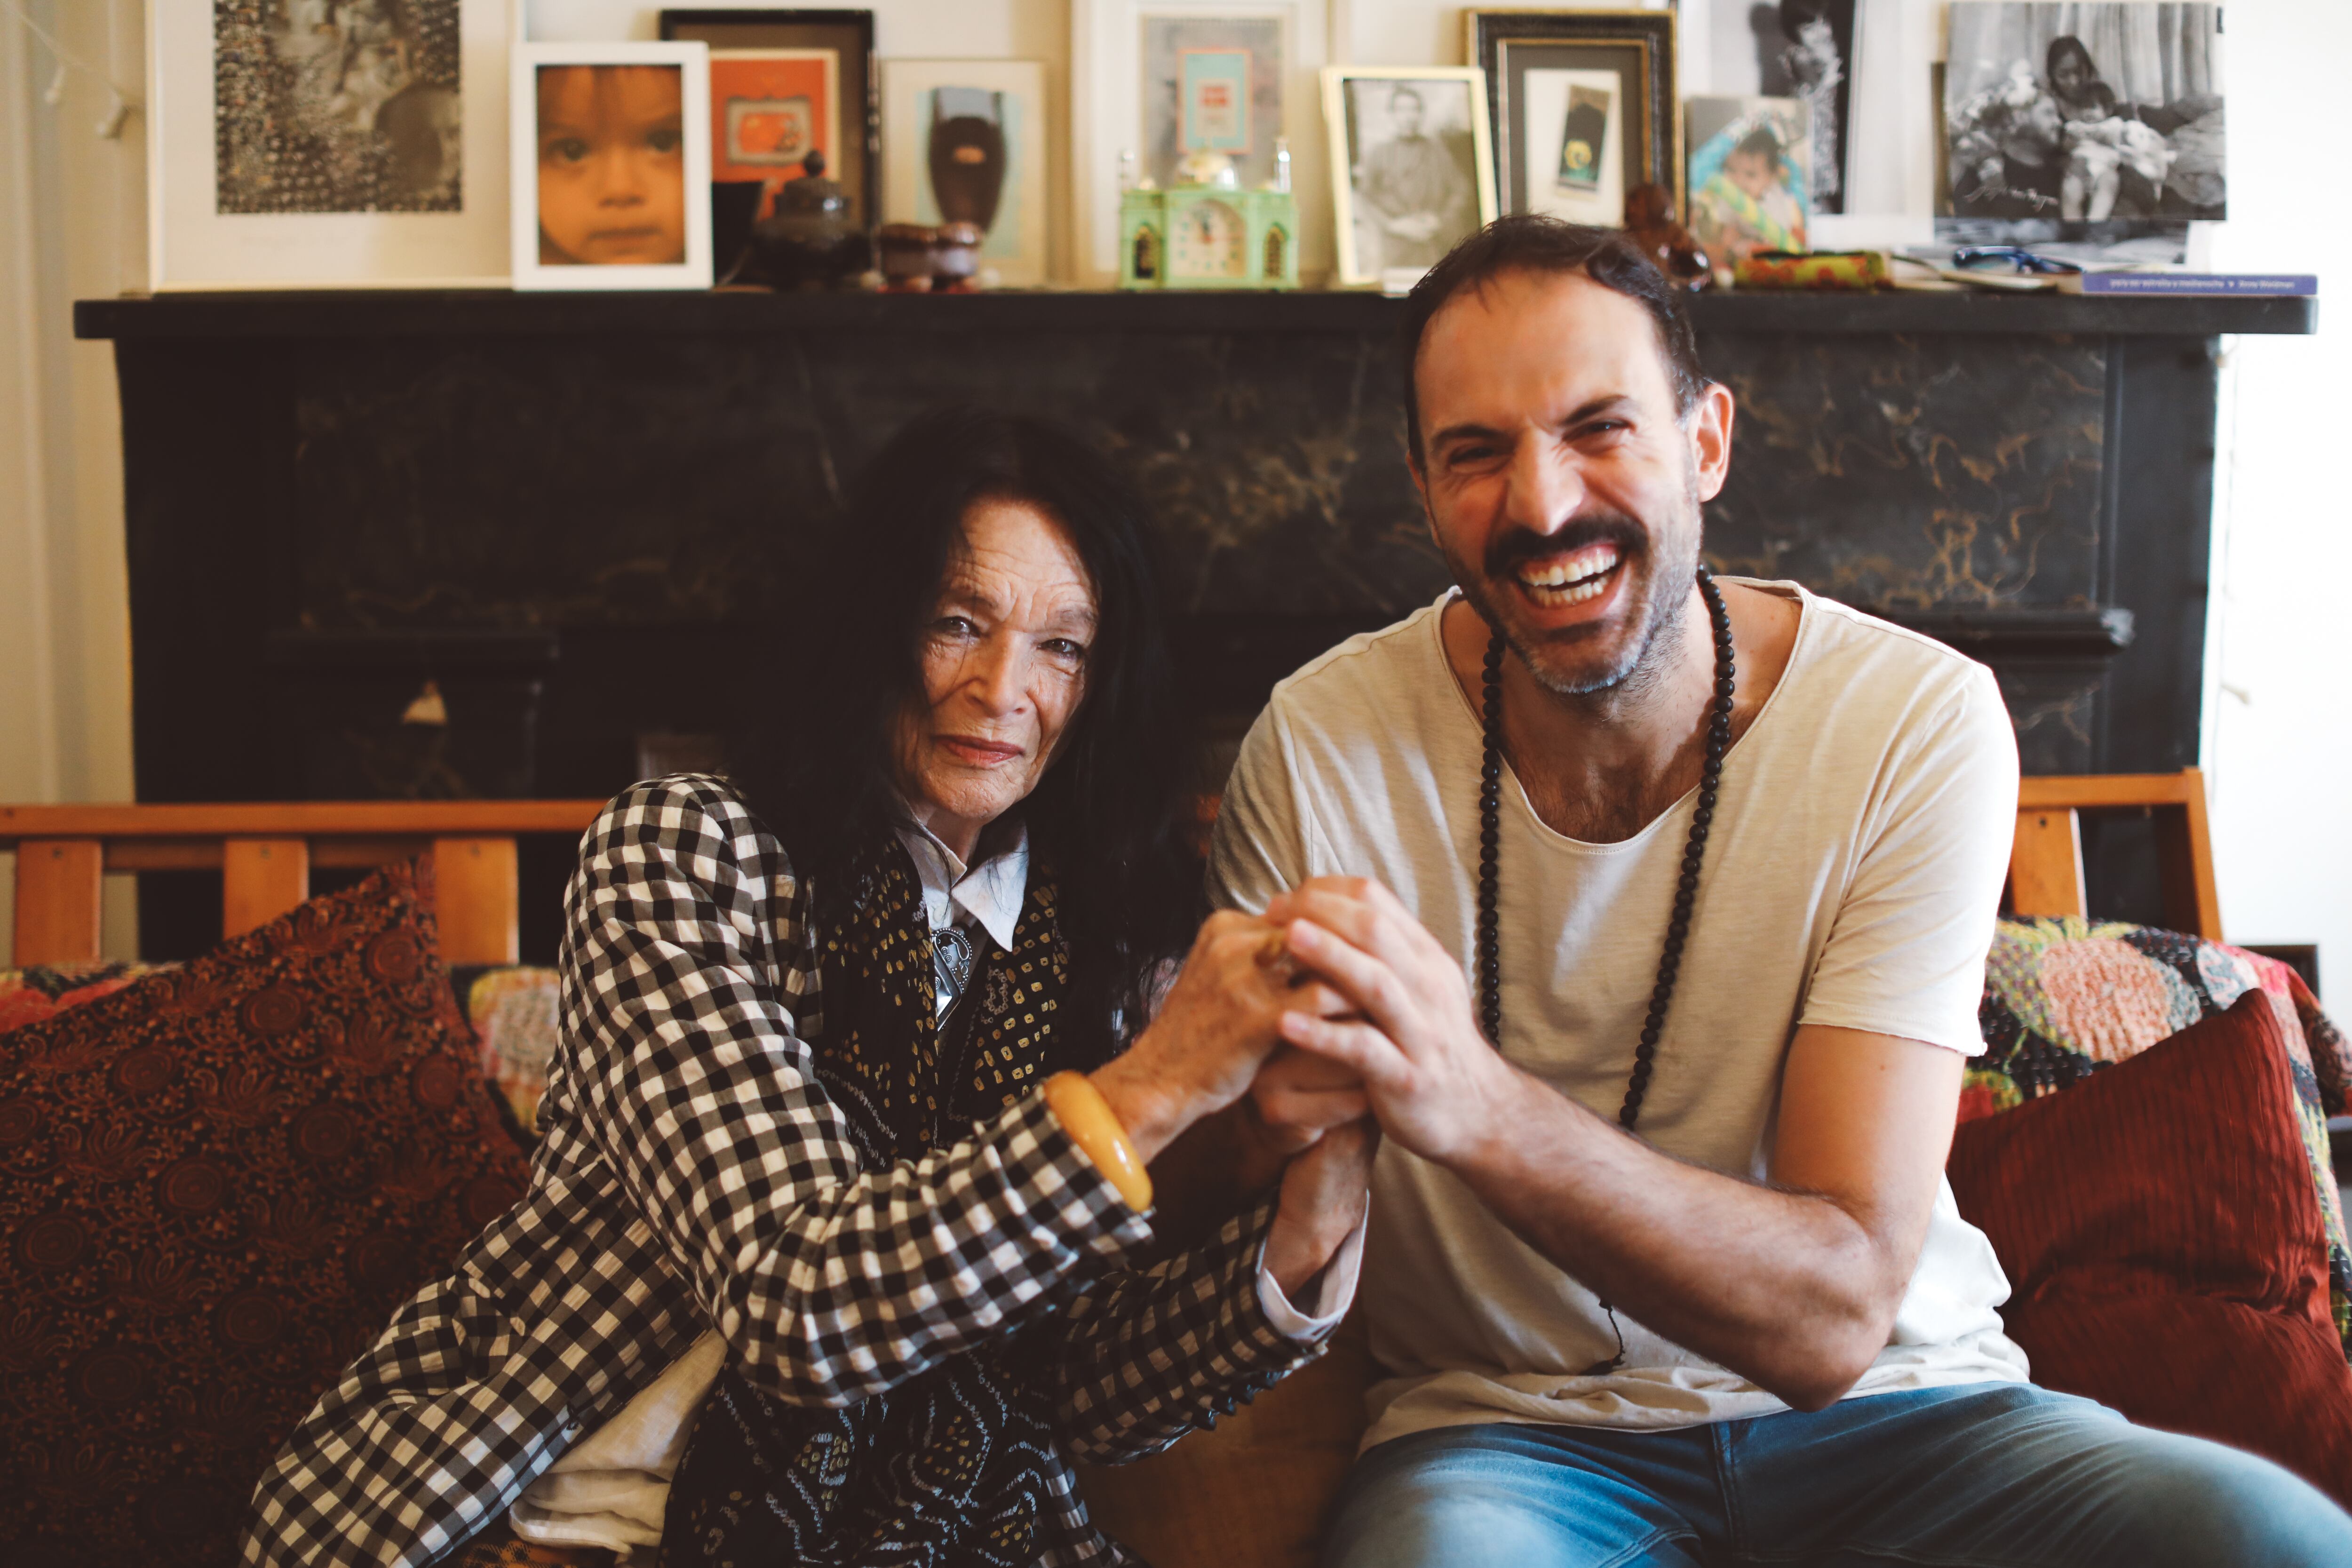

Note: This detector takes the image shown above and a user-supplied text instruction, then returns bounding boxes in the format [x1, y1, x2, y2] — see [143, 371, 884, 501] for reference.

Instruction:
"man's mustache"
[1482, 514, 1649, 580]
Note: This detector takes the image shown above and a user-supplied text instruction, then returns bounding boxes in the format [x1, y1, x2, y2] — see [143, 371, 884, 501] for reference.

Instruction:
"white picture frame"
[509, 40, 713, 291]
[1073, 0, 1330, 288]
[882, 60, 1051, 289]
[147, 0, 512, 291]
[1322, 65, 1498, 289]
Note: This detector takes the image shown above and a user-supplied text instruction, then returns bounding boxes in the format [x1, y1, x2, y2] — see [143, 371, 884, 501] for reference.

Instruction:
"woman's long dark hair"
[741, 407, 1199, 1043]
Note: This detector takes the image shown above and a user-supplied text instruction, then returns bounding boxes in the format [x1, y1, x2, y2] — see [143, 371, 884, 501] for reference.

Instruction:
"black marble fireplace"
[75, 287, 2313, 956]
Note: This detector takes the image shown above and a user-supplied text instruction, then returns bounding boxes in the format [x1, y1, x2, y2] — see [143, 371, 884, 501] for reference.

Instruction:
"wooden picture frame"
[509, 42, 715, 291]
[660, 9, 879, 232]
[1466, 10, 1680, 229]
[1321, 65, 1498, 290]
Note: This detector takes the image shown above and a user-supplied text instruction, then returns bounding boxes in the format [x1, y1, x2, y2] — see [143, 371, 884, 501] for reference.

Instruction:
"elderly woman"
[241, 410, 1375, 1568]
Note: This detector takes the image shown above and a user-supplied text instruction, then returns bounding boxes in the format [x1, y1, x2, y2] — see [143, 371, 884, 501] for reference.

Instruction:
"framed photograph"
[882, 60, 1051, 288]
[509, 43, 714, 290]
[1466, 10, 1678, 231]
[1321, 66, 1497, 290]
[1685, 96, 1810, 268]
[660, 10, 879, 230]
[148, 0, 509, 289]
[1074, 0, 1331, 287]
[1699, 0, 1856, 216]
[1939, 1, 2222, 262]
[707, 51, 839, 189]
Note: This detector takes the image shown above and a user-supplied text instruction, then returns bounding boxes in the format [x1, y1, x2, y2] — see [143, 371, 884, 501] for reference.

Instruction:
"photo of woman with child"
[1944, 1, 2225, 236]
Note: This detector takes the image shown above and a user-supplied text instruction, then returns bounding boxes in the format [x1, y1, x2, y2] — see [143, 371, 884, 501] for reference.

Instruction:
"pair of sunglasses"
[1950, 244, 2084, 275]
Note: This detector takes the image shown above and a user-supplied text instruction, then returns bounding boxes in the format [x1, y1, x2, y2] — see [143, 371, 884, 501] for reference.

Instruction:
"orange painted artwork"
[709, 49, 841, 199]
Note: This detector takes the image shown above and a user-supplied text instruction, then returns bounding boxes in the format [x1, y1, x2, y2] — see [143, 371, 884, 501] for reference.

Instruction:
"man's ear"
[1689, 381, 1736, 504]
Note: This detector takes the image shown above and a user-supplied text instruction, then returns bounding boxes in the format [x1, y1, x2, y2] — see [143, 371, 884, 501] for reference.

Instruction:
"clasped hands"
[1090, 877, 1524, 1289]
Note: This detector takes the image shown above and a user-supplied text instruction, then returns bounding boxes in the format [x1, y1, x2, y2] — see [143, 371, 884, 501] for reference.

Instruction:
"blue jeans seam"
[1591, 1522, 1699, 1568]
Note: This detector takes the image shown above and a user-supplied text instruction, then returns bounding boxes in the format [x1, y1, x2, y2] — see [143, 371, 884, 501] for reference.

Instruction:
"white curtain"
[1948, 2, 2222, 107]
[0, 0, 144, 958]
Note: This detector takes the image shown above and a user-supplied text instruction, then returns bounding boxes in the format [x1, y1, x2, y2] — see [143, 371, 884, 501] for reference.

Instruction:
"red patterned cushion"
[1949, 991, 2352, 1506]
[0, 859, 531, 1568]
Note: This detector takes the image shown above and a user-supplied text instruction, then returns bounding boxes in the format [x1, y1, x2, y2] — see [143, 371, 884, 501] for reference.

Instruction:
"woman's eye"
[935, 615, 977, 637]
[1042, 638, 1089, 661]
[646, 127, 681, 154]
[547, 137, 589, 163]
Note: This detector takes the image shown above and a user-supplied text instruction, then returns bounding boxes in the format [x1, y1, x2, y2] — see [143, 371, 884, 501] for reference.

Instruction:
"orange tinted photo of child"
[536, 65, 687, 265]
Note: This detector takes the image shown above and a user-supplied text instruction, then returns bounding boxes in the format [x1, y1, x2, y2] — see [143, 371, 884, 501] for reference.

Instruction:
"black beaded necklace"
[1475, 565, 1737, 1374]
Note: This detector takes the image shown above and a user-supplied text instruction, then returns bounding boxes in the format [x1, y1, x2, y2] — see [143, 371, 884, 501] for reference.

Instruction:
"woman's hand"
[1090, 911, 1352, 1162]
[1249, 1046, 1369, 1153]
[1263, 1117, 1380, 1302]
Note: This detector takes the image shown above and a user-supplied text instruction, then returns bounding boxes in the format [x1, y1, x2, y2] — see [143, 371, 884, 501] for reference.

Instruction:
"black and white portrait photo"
[216, 0, 465, 214]
[1326, 69, 1493, 286]
[1707, 0, 1855, 215]
[1942, 1, 2224, 253]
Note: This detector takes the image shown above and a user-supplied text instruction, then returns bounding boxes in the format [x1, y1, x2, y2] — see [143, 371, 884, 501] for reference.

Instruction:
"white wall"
[3, 0, 2344, 991]
[2204, 1, 2351, 996]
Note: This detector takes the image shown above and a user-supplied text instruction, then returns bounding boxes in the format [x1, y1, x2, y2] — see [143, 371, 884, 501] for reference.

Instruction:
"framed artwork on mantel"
[882, 61, 1051, 288]
[660, 10, 880, 233]
[509, 42, 715, 291]
[1073, 0, 1330, 288]
[1467, 9, 1680, 231]
[149, 0, 511, 290]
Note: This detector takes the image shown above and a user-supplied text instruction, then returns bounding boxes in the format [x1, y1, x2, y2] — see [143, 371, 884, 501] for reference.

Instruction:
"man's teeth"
[1516, 546, 1621, 602]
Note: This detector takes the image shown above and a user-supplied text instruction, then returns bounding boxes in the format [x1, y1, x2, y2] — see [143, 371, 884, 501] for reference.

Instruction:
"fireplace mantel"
[76, 286, 2314, 341]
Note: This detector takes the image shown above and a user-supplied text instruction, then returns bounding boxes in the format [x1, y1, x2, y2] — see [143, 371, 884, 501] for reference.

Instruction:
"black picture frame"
[660, 9, 880, 231]
[1466, 10, 1680, 224]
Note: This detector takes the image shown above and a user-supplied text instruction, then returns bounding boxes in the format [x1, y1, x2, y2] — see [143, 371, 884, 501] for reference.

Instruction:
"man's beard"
[1450, 470, 1703, 701]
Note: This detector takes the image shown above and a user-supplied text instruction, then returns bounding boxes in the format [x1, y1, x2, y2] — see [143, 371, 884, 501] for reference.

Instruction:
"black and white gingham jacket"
[240, 775, 1326, 1567]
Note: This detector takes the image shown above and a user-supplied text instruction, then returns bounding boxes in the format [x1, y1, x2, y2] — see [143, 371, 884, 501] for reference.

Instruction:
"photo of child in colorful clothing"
[1685, 96, 1810, 274]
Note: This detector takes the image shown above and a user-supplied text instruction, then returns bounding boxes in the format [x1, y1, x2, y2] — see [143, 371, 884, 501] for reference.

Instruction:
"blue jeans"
[1322, 1384, 2352, 1568]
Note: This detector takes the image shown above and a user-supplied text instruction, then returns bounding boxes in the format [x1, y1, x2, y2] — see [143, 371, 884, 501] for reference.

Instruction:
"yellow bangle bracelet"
[1043, 1071, 1154, 1213]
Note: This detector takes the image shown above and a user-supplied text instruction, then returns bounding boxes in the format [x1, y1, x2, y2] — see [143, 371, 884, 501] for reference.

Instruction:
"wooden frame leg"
[433, 837, 519, 966]
[223, 838, 311, 939]
[2009, 807, 2087, 921]
[13, 840, 104, 968]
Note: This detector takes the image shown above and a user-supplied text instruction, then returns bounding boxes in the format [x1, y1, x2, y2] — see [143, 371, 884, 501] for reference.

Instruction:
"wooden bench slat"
[223, 838, 311, 939]
[433, 837, 519, 967]
[13, 839, 104, 968]
[0, 800, 603, 846]
[2008, 807, 2087, 922]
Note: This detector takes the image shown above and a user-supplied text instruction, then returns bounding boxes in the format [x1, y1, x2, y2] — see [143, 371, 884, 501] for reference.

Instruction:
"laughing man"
[1212, 217, 2352, 1567]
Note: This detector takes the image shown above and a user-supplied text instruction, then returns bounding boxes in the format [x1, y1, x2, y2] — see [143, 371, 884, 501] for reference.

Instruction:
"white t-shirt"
[1208, 581, 2032, 1447]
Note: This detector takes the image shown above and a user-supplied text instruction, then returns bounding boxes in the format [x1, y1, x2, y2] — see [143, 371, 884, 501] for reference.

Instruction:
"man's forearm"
[1453, 1068, 1903, 1409]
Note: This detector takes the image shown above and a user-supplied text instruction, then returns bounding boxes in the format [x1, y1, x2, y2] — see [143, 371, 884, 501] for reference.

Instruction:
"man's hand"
[1263, 1116, 1379, 1301]
[1091, 910, 1352, 1162]
[1266, 877, 1522, 1166]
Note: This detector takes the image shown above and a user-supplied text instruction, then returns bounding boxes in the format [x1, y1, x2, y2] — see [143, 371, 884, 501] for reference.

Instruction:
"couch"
[2, 786, 2346, 1567]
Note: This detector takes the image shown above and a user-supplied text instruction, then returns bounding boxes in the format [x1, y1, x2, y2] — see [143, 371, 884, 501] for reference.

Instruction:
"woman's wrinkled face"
[890, 497, 1098, 855]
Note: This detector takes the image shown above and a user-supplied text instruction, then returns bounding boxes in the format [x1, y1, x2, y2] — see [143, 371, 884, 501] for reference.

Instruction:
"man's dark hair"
[1388, 84, 1425, 110]
[737, 407, 1199, 1042]
[1398, 215, 1708, 466]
